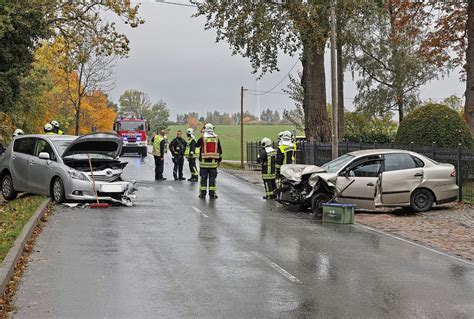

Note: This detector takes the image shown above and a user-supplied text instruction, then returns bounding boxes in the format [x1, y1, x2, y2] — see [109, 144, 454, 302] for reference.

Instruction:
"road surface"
[12, 155, 474, 318]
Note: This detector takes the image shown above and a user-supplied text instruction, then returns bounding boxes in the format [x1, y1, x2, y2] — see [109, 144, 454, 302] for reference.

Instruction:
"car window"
[13, 138, 36, 155]
[35, 139, 56, 161]
[348, 160, 382, 177]
[412, 156, 425, 168]
[384, 153, 417, 172]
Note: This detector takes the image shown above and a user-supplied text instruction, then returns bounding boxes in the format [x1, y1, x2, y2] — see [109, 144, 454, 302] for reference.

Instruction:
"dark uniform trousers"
[173, 156, 185, 179]
[154, 156, 164, 179]
[200, 167, 217, 195]
[263, 178, 277, 198]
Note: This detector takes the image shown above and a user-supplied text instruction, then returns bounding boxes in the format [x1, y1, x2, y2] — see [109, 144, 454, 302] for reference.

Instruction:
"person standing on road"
[152, 129, 167, 181]
[169, 130, 187, 181]
[185, 128, 199, 182]
[44, 123, 55, 135]
[257, 137, 277, 199]
[196, 123, 222, 199]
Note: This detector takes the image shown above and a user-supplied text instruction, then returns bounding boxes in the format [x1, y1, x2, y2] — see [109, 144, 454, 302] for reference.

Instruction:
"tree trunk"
[465, 0, 474, 133]
[337, 41, 345, 139]
[75, 64, 84, 136]
[302, 45, 331, 142]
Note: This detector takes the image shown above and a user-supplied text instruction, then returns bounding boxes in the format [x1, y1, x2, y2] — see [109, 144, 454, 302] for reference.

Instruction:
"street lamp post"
[330, 0, 339, 160]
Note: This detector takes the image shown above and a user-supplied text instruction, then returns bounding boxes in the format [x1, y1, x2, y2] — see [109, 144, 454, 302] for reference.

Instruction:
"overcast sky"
[110, 1, 465, 120]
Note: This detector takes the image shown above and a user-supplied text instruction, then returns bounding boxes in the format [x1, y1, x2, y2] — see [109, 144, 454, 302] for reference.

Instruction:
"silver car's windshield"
[52, 140, 74, 155]
[321, 154, 355, 173]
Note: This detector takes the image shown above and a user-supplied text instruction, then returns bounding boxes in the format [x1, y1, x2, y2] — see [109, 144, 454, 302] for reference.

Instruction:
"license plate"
[126, 143, 137, 146]
[100, 184, 122, 193]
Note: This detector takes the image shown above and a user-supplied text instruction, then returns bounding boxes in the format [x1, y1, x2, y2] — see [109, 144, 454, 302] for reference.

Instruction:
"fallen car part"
[87, 154, 110, 209]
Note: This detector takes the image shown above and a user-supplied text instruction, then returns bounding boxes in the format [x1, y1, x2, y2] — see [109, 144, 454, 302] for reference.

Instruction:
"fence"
[246, 140, 474, 203]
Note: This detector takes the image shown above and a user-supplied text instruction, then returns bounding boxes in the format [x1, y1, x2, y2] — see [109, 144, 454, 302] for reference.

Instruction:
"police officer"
[196, 123, 222, 199]
[185, 128, 199, 182]
[169, 130, 187, 181]
[152, 129, 167, 181]
[276, 131, 295, 177]
[257, 137, 277, 199]
[44, 123, 55, 134]
[51, 121, 64, 135]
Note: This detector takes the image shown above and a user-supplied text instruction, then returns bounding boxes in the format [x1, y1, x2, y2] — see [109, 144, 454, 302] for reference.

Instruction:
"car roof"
[15, 134, 77, 141]
[348, 149, 415, 157]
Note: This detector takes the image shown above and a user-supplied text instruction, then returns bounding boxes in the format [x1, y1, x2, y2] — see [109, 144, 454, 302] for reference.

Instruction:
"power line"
[245, 89, 290, 96]
[153, 0, 197, 8]
[249, 59, 300, 96]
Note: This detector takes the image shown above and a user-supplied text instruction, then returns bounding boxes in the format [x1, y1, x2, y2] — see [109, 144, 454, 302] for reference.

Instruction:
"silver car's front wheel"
[52, 178, 65, 203]
[2, 174, 18, 201]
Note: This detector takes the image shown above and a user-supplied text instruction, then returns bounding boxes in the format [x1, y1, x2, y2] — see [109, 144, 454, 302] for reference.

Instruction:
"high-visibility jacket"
[152, 135, 165, 156]
[185, 137, 198, 159]
[276, 143, 295, 170]
[257, 147, 277, 180]
[196, 136, 222, 169]
[58, 130, 64, 135]
[45, 132, 55, 135]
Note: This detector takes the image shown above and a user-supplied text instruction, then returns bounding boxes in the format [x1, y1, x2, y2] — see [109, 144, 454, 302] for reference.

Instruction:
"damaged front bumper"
[65, 179, 138, 206]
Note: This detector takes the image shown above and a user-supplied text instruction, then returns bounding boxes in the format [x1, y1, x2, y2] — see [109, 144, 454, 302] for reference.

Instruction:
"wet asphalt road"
[12, 155, 474, 318]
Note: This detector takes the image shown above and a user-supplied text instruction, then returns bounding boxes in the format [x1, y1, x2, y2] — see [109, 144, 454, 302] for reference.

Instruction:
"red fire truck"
[113, 117, 149, 157]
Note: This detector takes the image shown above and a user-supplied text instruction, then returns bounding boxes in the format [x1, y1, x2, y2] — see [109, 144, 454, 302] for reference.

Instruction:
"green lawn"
[167, 125, 302, 160]
[0, 195, 46, 263]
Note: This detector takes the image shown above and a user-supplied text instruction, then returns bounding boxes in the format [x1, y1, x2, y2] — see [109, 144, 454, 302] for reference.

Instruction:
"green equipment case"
[322, 203, 355, 224]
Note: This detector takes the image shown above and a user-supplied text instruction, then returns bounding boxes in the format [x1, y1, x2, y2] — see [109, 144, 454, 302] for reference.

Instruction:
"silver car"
[280, 149, 459, 212]
[0, 133, 137, 205]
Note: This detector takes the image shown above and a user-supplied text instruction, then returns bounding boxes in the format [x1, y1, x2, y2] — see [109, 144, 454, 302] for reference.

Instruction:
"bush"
[395, 103, 473, 149]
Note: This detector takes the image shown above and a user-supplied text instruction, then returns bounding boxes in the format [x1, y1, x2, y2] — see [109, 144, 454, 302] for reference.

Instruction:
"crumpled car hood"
[62, 133, 122, 159]
[280, 164, 327, 182]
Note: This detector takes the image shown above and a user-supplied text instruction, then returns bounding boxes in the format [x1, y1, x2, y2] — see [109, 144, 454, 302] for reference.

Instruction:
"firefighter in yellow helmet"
[196, 123, 222, 199]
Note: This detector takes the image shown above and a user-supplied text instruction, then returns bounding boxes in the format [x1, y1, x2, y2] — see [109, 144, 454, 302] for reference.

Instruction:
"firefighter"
[169, 130, 187, 181]
[196, 123, 222, 199]
[257, 137, 277, 199]
[185, 128, 199, 182]
[44, 123, 55, 135]
[12, 129, 24, 137]
[276, 131, 295, 177]
[152, 129, 167, 181]
[50, 120, 64, 135]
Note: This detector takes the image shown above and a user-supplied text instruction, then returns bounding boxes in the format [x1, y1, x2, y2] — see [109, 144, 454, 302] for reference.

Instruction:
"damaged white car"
[0, 133, 137, 206]
[277, 149, 458, 215]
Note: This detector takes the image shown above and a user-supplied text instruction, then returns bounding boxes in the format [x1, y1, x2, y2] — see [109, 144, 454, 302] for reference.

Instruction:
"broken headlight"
[67, 168, 89, 181]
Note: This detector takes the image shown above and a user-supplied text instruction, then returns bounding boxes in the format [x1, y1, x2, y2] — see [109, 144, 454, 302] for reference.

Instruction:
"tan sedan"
[308, 149, 458, 212]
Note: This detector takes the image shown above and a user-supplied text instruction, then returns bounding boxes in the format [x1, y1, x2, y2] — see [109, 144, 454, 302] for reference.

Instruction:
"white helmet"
[51, 120, 60, 128]
[186, 128, 194, 135]
[261, 137, 272, 147]
[278, 131, 284, 138]
[282, 131, 292, 140]
[13, 129, 24, 137]
[205, 123, 214, 131]
[44, 123, 53, 132]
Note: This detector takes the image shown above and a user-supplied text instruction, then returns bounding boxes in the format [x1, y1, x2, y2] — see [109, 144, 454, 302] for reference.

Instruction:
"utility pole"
[330, 0, 339, 160]
[240, 86, 244, 169]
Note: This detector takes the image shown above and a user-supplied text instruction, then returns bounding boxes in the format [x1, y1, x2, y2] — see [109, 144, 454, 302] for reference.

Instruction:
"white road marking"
[251, 251, 302, 283]
[167, 186, 176, 192]
[191, 206, 209, 218]
[356, 224, 474, 267]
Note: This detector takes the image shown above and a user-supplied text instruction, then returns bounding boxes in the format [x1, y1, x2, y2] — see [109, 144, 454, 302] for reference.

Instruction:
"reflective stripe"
[200, 161, 218, 168]
[199, 186, 207, 191]
[209, 186, 217, 191]
[279, 144, 295, 164]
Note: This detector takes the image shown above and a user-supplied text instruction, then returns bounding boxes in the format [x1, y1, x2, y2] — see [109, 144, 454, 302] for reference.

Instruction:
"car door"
[375, 153, 424, 206]
[29, 138, 57, 195]
[11, 137, 36, 191]
[336, 156, 383, 210]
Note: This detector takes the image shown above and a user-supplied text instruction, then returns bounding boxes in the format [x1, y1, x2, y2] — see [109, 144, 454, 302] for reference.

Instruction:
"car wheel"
[52, 177, 65, 203]
[410, 189, 434, 212]
[311, 193, 331, 219]
[2, 174, 18, 201]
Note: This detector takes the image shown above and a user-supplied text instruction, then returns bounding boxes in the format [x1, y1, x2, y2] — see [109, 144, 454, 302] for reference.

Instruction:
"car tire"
[52, 177, 66, 203]
[2, 173, 18, 201]
[410, 188, 434, 212]
[311, 193, 331, 220]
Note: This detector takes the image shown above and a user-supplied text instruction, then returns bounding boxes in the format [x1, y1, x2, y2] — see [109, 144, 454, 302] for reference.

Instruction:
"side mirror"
[39, 152, 50, 160]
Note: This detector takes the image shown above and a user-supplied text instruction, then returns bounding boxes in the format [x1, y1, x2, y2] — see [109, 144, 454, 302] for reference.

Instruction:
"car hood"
[280, 164, 327, 182]
[62, 133, 122, 159]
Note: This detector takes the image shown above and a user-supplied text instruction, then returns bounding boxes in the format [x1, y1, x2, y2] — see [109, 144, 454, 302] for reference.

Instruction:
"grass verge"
[220, 161, 244, 170]
[0, 195, 46, 263]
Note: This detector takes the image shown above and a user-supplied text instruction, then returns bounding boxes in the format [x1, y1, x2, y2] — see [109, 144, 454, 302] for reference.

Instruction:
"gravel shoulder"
[222, 168, 474, 262]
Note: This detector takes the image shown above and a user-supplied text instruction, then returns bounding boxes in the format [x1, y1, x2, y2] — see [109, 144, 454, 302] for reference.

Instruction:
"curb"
[0, 198, 51, 294]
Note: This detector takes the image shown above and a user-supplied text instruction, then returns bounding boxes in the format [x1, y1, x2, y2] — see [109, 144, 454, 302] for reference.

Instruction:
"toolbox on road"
[322, 203, 355, 224]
